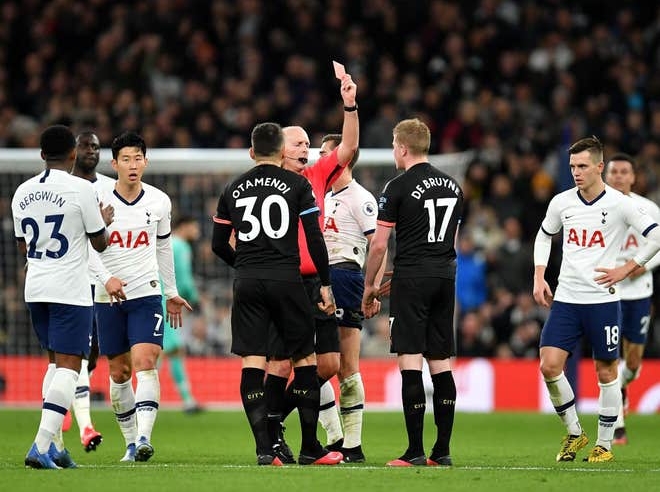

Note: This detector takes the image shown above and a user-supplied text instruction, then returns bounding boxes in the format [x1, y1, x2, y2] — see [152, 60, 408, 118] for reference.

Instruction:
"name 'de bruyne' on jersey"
[410, 176, 461, 199]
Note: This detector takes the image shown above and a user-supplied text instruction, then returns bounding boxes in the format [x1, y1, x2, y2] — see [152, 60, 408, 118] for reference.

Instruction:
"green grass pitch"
[1, 409, 658, 492]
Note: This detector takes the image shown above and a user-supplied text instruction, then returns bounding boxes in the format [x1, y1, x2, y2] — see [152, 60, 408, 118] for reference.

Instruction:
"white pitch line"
[61, 463, 657, 473]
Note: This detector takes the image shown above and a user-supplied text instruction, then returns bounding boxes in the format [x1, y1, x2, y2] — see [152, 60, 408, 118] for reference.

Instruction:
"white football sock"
[110, 377, 137, 447]
[596, 378, 620, 450]
[135, 369, 160, 442]
[36, 367, 78, 453]
[73, 359, 92, 435]
[544, 372, 582, 436]
[620, 364, 639, 388]
[40, 363, 65, 451]
[318, 380, 343, 446]
[340, 372, 365, 449]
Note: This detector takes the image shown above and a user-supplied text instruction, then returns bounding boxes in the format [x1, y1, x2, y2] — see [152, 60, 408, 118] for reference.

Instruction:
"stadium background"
[1, 0, 660, 413]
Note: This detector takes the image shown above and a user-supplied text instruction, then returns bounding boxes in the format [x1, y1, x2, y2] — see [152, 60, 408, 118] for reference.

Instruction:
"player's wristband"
[343, 104, 358, 112]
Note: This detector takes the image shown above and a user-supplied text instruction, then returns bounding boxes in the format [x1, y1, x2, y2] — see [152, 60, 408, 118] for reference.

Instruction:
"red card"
[332, 60, 346, 79]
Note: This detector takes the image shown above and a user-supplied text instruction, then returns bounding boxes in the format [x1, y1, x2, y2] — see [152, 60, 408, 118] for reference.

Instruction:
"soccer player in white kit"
[604, 153, 660, 445]
[92, 132, 192, 462]
[12, 125, 110, 469]
[322, 135, 383, 462]
[533, 136, 660, 463]
[59, 131, 117, 452]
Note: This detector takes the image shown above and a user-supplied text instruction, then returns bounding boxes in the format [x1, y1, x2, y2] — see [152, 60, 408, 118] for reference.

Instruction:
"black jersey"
[216, 165, 319, 280]
[377, 162, 464, 278]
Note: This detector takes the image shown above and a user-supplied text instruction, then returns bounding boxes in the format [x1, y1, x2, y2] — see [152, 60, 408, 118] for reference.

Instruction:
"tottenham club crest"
[145, 209, 152, 224]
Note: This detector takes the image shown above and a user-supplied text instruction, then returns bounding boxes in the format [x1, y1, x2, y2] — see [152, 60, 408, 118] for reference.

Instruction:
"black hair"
[607, 152, 636, 172]
[40, 125, 76, 160]
[251, 122, 283, 158]
[76, 129, 98, 143]
[320, 133, 360, 169]
[111, 131, 146, 159]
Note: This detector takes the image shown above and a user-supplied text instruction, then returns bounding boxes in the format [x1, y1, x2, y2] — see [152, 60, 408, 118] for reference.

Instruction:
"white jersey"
[541, 185, 657, 304]
[86, 173, 116, 284]
[94, 181, 173, 302]
[11, 168, 106, 306]
[323, 179, 378, 268]
[616, 192, 660, 300]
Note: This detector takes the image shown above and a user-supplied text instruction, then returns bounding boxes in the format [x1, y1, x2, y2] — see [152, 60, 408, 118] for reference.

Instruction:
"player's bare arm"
[533, 266, 553, 308]
[362, 225, 389, 318]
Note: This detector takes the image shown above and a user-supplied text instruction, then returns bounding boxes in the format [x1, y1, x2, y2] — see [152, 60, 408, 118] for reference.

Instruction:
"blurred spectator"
[2, 0, 660, 359]
[488, 217, 533, 295]
[456, 231, 488, 316]
[456, 310, 495, 358]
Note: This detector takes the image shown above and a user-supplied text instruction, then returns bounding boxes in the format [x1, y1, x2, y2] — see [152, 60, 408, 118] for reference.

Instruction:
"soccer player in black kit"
[362, 118, 464, 467]
[211, 122, 342, 466]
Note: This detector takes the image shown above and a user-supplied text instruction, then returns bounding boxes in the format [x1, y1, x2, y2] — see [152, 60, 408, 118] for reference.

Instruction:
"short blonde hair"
[393, 118, 430, 155]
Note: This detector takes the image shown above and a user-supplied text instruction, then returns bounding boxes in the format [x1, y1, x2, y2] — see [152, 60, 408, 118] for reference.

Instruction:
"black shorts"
[231, 278, 315, 359]
[389, 276, 456, 358]
[269, 275, 339, 358]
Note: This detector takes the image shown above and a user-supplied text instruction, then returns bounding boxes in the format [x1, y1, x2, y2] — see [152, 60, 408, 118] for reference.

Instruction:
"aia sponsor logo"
[566, 228, 605, 247]
[108, 230, 149, 248]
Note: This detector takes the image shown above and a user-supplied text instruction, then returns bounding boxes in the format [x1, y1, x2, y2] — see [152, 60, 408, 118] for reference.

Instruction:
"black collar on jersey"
[113, 188, 145, 206]
[576, 187, 606, 206]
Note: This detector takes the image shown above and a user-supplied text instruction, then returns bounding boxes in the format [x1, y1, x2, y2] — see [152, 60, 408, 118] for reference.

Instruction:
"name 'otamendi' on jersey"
[229, 175, 291, 198]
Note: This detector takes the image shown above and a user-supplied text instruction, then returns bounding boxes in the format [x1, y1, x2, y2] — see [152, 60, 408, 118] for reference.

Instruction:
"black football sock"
[292, 365, 322, 453]
[431, 371, 456, 458]
[264, 374, 288, 445]
[401, 369, 426, 458]
[240, 367, 270, 455]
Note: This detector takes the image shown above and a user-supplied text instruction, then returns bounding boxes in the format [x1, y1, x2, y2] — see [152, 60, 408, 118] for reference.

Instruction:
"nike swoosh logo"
[565, 215, 573, 219]
[153, 333, 163, 337]
[607, 346, 617, 352]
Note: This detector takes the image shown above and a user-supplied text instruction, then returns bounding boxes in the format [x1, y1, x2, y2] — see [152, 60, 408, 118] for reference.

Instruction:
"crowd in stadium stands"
[2, 0, 660, 357]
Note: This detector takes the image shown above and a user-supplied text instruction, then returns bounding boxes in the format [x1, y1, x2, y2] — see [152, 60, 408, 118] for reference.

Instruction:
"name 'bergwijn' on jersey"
[11, 169, 106, 306]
